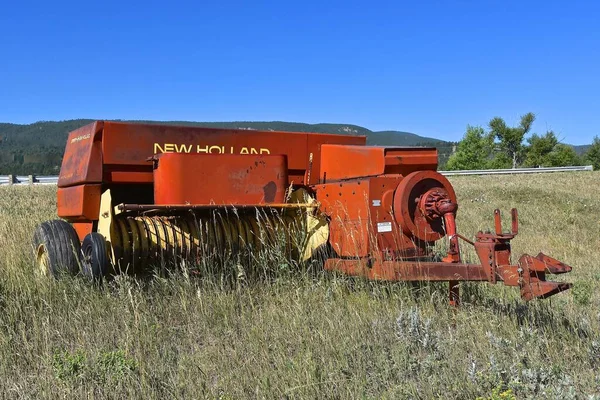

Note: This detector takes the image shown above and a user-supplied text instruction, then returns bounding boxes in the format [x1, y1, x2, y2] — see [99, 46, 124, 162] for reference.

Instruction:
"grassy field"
[0, 172, 599, 399]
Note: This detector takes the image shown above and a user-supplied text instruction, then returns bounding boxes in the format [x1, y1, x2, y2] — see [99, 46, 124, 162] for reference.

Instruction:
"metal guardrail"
[0, 165, 594, 186]
[0, 175, 59, 185]
[439, 165, 593, 176]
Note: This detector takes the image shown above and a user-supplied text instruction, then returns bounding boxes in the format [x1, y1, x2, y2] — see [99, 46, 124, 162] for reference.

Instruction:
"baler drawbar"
[33, 121, 572, 304]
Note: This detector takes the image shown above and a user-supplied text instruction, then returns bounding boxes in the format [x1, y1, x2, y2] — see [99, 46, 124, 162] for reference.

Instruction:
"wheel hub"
[36, 244, 51, 277]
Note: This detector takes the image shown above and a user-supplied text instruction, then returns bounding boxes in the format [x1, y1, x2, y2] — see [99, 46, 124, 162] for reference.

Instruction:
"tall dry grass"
[0, 173, 599, 399]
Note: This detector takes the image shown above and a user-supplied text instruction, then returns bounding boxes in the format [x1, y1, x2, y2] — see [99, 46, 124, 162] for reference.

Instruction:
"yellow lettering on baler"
[242, 147, 270, 154]
[156, 142, 272, 155]
[70, 133, 91, 144]
[175, 144, 193, 153]
[154, 143, 165, 153]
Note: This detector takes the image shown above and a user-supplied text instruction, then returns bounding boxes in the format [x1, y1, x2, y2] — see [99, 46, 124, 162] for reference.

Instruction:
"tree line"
[446, 113, 600, 170]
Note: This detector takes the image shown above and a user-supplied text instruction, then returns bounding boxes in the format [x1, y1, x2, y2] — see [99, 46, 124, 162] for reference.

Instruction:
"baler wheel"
[81, 233, 110, 281]
[33, 220, 81, 278]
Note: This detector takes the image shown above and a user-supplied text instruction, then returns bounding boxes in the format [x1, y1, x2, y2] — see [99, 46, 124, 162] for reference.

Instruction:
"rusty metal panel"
[316, 180, 371, 257]
[393, 170, 457, 242]
[72, 222, 94, 242]
[317, 176, 431, 259]
[325, 259, 489, 282]
[382, 147, 438, 172]
[107, 171, 154, 184]
[57, 184, 102, 220]
[153, 153, 289, 205]
[367, 175, 426, 258]
[305, 134, 365, 184]
[100, 121, 365, 185]
[317, 180, 369, 220]
[57, 122, 104, 188]
[320, 146, 386, 181]
[319, 144, 438, 182]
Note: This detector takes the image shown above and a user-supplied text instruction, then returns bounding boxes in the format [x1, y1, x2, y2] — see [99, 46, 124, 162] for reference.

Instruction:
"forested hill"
[0, 119, 454, 174]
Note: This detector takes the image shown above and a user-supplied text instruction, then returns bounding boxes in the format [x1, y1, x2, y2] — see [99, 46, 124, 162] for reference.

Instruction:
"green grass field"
[0, 173, 599, 399]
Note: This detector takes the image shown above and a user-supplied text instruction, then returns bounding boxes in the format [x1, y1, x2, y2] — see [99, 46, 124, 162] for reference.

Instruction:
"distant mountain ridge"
[572, 144, 591, 156]
[368, 130, 446, 146]
[0, 119, 454, 174]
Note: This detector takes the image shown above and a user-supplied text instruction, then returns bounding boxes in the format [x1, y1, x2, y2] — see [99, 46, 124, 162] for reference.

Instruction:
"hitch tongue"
[518, 253, 573, 300]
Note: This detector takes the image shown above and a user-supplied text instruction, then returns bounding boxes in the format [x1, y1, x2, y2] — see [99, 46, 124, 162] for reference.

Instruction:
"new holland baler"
[33, 121, 572, 304]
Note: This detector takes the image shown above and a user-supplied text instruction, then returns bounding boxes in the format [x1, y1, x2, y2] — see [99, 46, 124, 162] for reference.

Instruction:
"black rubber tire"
[81, 232, 110, 281]
[33, 220, 81, 278]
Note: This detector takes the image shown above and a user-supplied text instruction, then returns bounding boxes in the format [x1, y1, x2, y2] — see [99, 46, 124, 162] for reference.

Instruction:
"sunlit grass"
[0, 172, 598, 398]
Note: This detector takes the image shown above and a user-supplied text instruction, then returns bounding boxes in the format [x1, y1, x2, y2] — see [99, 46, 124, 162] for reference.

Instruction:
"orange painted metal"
[99, 121, 365, 184]
[319, 145, 438, 181]
[393, 170, 456, 242]
[52, 120, 573, 303]
[314, 167, 571, 301]
[57, 122, 104, 188]
[317, 180, 371, 257]
[153, 153, 288, 205]
[57, 121, 365, 224]
[305, 134, 372, 184]
[325, 248, 571, 301]
[57, 184, 102, 220]
[117, 203, 318, 213]
[325, 259, 489, 281]
[72, 222, 94, 242]
[58, 121, 366, 228]
[108, 171, 154, 184]
[57, 184, 100, 241]
[315, 176, 428, 259]
[518, 253, 572, 299]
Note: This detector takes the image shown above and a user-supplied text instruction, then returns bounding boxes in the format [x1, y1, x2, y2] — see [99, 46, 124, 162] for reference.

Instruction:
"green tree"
[445, 126, 494, 170]
[524, 131, 582, 167]
[523, 131, 559, 167]
[545, 144, 581, 166]
[489, 112, 535, 168]
[584, 136, 600, 170]
[487, 152, 512, 169]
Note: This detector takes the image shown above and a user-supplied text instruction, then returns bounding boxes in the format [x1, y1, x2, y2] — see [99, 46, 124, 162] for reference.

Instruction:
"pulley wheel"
[393, 170, 457, 242]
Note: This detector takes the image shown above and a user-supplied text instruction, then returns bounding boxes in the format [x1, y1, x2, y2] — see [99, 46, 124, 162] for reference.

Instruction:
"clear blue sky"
[1, 1, 598, 144]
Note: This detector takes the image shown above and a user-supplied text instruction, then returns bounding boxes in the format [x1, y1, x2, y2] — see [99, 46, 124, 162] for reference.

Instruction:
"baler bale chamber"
[33, 121, 573, 304]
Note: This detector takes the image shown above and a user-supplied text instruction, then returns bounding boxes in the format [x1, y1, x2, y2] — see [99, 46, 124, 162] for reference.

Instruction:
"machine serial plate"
[377, 222, 392, 232]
